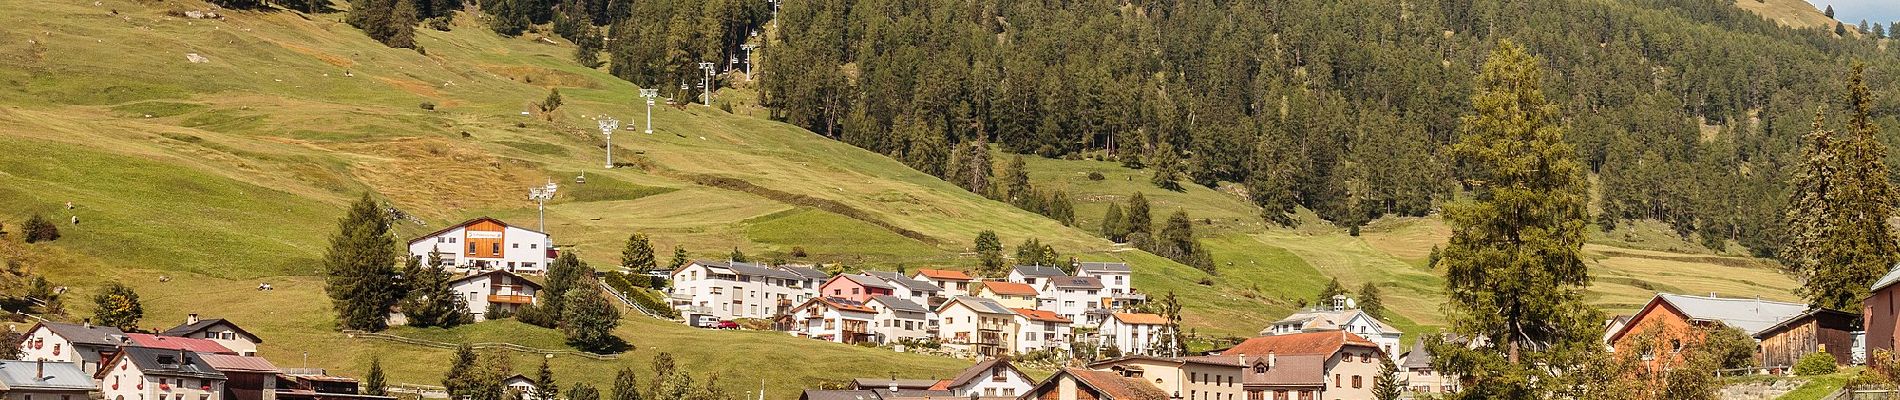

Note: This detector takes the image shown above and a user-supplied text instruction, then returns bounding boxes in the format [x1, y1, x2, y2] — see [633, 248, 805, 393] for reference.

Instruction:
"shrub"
[1794, 351, 1839, 376]
[790, 246, 808, 258]
[485, 303, 514, 320]
[23, 215, 59, 243]
[515, 303, 558, 327]
[420, 102, 436, 111]
[1087, 171, 1106, 181]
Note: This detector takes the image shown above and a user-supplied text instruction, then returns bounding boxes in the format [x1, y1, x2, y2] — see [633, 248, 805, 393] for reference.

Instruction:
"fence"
[599, 281, 677, 321]
[1826, 387, 1900, 400]
[341, 331, 618, 360]
[388, 383, 450, 399]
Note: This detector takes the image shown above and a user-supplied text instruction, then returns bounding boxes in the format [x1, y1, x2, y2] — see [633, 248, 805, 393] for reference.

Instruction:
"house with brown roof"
[1606, 293, 1809, 373]
[199, 354, 280, 400]
[1208, 331, 1391, 400]
[789, 297, 879, 344]
[1085, 353, 1327, 400]
[1262, 295, 1404, 360]
[972, 281, 1040, 309]
[161, 315, 262, 356]
[16, 321, 129, 374]
[1022, 367, 1172, 400]
[1010, 308, 1073, 354]
[406, 217, 554, 274]
[911, 269, 975, 297]
[449, 269, 543, 322]
[1098, 313, 1174, 356]
[1755, 308, 1859, 370]
[931, 358, 1035, 398]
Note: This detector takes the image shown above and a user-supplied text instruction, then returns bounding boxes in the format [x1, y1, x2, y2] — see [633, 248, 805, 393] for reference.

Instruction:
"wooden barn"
[1754, 308, 1859, 369]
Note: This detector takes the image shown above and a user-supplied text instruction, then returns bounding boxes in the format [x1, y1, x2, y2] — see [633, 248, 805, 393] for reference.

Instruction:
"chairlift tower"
[640, 89, 660, 134]
[528, 180, 558, 233]
[597, 115, 620, 168]
[740, 44, 758, 80]
[698, 61, 717, 105]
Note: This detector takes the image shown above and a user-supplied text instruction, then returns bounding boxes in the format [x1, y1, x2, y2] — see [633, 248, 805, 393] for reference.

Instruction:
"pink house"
[819, 274, 897, 303]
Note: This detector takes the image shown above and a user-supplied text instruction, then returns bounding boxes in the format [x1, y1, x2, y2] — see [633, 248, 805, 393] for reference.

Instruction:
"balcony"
[488, 294, 534, 304]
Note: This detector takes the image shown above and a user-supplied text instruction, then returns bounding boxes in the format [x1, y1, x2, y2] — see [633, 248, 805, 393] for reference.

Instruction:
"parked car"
[716, 320, 740, 329]
[690, 314, 720, 328]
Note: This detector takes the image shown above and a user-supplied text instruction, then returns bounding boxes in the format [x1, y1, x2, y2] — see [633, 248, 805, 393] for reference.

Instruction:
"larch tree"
[1429, 40, 1602, 399]
[323, 193, 404, 332]
[1784, 63, 1899, 311]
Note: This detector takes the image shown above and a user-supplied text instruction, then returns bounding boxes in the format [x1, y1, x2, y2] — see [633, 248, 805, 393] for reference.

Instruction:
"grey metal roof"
[944, 296, 1013, 315]
[868, 295, 929, 314]
[698, 260, 805, 280]
[1655, 293, 1811, 335]
[1077, 262, 1131, 274]
[1875, 264, 1900, 292]
[1400, 338, 1434, 369]
[847, 378, 940, 390]
[861, 271, 940, 292]
[36, 321, 128, 347]
[842, 274, 898, 290]
[1011, 265, 1068, 277]
[799, 389, 958, 400]
[1049, 276, 1104, 290]
[0, 360, 94, 391]
[162, 318, 262, 343]
[777, 265, 831, 280]
[113, 346, 227, 380]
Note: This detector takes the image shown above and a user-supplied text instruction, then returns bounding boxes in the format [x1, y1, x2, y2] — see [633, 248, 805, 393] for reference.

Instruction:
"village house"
[930, 358, 1036, 398]
[789, 297, 878, 344]
[1076, 262, 1143, 308]
[669, 260, 817, 321]
[1602, 315, 1632, 348]
[1010, 308, 1072, 355]
[501, 374, 539, 400]
[1864, 267, 1900, 357]
[1085, 354, 1264, 400]
[124, 334, 234, 355]
[407, 217, 554, 274]
[1021, 367, 1172, 400]
[1036, 276, 1104, 324]
[937, 296, 1018, 357]
[273, 372, 393, 400]
[1007, 265, 1068, 287]
[865, 295, 934, 344]
[1262, 295, 1404, 359]
[96, 346, 227, 400]
[161, 315, 262, 356]
[971, 281, 1040, 309]
[1755, 308, 1859, 369]
[1209, 331, 1389, 400]
[0, 359, 96, 400]
[859, 271, 941, 306]
[1607, 293, 1809, 372]
[17, 321, 128, 374]
[818, 275, 898, 304]
[449, 270, 542, 322]
[778, 265, 833, 292]
[198, 354, 279, 400]
[1396, 338, 1459, 395]
[1099, 313, 1172, 356]
[911, 269, 975, 297]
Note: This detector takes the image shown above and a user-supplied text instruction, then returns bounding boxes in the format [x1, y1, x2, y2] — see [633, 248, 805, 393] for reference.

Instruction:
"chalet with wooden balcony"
[448, 270, 542, 321]
[937, 296, 1018, 357]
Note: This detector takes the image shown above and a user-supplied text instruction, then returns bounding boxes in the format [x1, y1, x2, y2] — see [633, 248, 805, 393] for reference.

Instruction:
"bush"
[23, 215, 59, 243]
[1794, 351, 1839, 376]
[419, 102, 436, 111]
[1087, 171, 1106, 181]
[485, 303, 514, 320]
[790, 246, 808, 258]
[515, 303, 558, 328]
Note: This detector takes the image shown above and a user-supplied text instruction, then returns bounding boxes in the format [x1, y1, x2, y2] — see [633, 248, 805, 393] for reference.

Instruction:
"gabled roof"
[776, 265, 831, 280]
[868, 295, 929, 314]
[100, 346, 227, 380]
[1012, 308, 1072, 323]
[406, 216, 544, 245]
[847, 378, 941, 390]
[1221, 331, 1380, 356]
[1112, 313, 1169, 326]
[199, 354, 281, 373]
[162, 318, 263, 343]
[1874, 264, 1900, 293]
[1175, 354, 1327, 386]
[125, 333, 235, 354]
[1263, 309, 1400, 335]
[914, 269, 973, 281]
[976, 281, 1039, 297]
[1048, 276, 1104, 290]
[674, 260, 806, 280]
[448, 269, 543, 290]
[942, 358, 1027, 389]
[938, 296, 1013, 315]
[1752, 308, 1862, 339]
[1052, 368, 1171, 400]
[1077, 262, 1132, 274]
[31, 321, 128, 347]
[861, 271, 940, 293]
[1608, 293, 1811, 343]
[795, 296, 878, 315]
[0, 360, 94, 391]
[1011, 265, 1068, 278]
[830, 274, 897, 291]
[1399, 338, 1434, 369]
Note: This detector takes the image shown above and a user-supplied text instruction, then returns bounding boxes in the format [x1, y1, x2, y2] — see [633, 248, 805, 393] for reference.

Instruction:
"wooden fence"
[341, 331, 618, 360]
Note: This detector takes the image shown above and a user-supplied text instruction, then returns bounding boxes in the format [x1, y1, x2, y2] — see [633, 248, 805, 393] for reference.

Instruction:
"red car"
[715, 320, 740, 329]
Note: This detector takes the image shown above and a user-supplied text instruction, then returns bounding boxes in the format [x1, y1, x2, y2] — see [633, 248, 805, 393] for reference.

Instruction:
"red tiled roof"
[1064, 368, 1171, 400]
[1012, 308, 1072, 323]
[1222, 331, 1379, 356]
[199, 354, 280, 373]
[125, 333, 234, 354]
[1113, 313, 1169, 325]
[978, 281, 1039, 296]
[916, 269, 974, 281]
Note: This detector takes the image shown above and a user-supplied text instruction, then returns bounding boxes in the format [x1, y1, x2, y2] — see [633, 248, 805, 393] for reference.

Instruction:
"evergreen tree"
[1015, 238, 1059, 267]
[386, 0, 421, 49]
[728, 247, 748, 263]
[1372, 357, 1404, 400]
[1357, 283, 1384, 318]
[620, 233, 655, 272]
[323, 194, 404, 331]
[91, 282, 142, 331]
[1316, 277, 1345, 304]
[568, 384, 601, 400]
[1784, 63, 1899, 311]
[1837, 22, 1848, 37]
[542, 88, 564, 113]
[401, 255, 471, 328]
[488, 0, 530, 36]
[1126, 192, 1152, 237]
[561, 279, 623, 352]
[443, 344, 482, 400]
[611, 367, 641, 400]
[1150, 143, 1184, 191]
[1002, 155, 1032, 205]
[1825, 5, 1835, 18]
[534, 357, 559, 400]
[959, 137, 995, 197]
[646, 353, 675, 398]
[669, 245, 689, 270]
[1046, 190, 1076, 226]
[23, 214, 59, 243]
[365, 357, 388, 396]
[1101, 203, 1128, 242]
[574, 27, 604, 68]
[542, 252, 588, 321]
[1430, 40, 1601, 399]
[975, 230, 1004, 277]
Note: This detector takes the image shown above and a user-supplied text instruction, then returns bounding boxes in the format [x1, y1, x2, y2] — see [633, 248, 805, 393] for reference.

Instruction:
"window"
[1190, 372, 1198, 383]
[852, 288, 861, 295]
[1254, 364, 1267, 373]
[1335, 374, 1341, 387]
[1352, 375, 1362, 389]
[530, 243, 537, 249]
[449, 237, 457, 243]
[1273, 391, 1287, 400]
[834, 289, 842, 296]
[512, 243, 519, 249]
[1003, 388, 1015, 396]
[1298, 391, 1313, 400]
[491, 243, 500, 254]
[1361, 353, 1371, 363]
[437, 237, 445, 243]
[468, 243, 476, 253]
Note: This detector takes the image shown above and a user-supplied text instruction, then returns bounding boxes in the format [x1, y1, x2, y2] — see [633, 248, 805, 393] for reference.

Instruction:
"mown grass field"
[0, 0, 1809, 397]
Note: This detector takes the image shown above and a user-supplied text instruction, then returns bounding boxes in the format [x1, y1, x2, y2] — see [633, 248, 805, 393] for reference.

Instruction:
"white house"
[911, 269, 976, 297]
[449, 270, 542, 322]
[789, 297, 877, 344]
[668, 260, 818, 321]
[776, 265, 832, 293]
[1007, 265, 1068, 287]
[937, 358, 1036, 398]
[408, 217, 554, 274]
[859, 271, 941, 305]
[501, 374, 539, 400]
[160, 315, 262, 356]
[1010, 308, 1073, 355]
[1076, 262, 1144, 310]
[865, 295, 934, 344]
[1261, 295, 1405, 358]
[937, 296, 1017, 357]
[1098, 313, 1171, 356]
[96, 346, 226, 400]
[1037, 276, 1104, 324]
[17, 321, 128, 374]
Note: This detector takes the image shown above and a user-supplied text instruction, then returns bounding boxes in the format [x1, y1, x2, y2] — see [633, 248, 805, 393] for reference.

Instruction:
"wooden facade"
[1757, 309, 1860, 368]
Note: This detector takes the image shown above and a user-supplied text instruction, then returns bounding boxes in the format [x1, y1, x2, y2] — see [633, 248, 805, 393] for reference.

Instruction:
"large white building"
[1010, 308, 1073, 355]
[1098, 313, 1173, 356]
[1037, 276, 1104, 324]
[866, 295, 934, 344]
[1262, 295, 1405, 359]
[669, 260, 819, 321]
[408, 217, 554, 274]
[97, 346, 227, 400]
[450, 270, 542, 322]
[17, 321, 128, 374]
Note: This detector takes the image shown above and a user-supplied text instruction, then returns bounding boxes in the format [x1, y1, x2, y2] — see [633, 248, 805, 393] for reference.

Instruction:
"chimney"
[37, 359, 44, 380]
[187, 313, 200, 325]
[1268, 352, 1276, 368]
[83, 319, 91, 329]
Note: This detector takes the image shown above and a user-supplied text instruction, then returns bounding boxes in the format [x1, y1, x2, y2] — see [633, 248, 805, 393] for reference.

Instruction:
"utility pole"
[597, 116, 619, 168]
[529, 180, 558, 232]
[640, 89, 659, 134]
[698, 62, 716, 105]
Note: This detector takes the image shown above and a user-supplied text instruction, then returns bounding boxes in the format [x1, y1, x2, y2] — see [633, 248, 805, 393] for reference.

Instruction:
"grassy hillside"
[1733, 0, 1842, 30]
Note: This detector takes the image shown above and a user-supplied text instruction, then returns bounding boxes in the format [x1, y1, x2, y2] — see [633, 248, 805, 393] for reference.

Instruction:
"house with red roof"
[818, 274, 897, 304]
[1209, 331, 1390, 400]
[972, 281, 1040, 309]
[125, 333, 235, 355]
[789, 297, 878, 344]
[1011, 308, 1073, 354]
[912, 269, 975, 297]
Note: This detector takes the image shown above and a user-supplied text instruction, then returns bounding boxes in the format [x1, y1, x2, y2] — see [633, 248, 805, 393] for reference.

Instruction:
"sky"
[1810, 0, 1900, 26]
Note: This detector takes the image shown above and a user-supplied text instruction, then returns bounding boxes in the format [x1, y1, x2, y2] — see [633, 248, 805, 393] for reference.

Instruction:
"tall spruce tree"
[1357, 282, 1385, 318]
[400, 256, 471, 328]
[1002, 155, 1033, 205]
[365, 357, 388, 396]
[568, 384, 601, 400]
[975, 230, 1004, 276]
[443, 344, 482, 400]
[621, 233, 655, 272]
[542, 252, 588, 319]
[1372, 357, 1404, 400]
[1101, 202, 1128, 242]
[611, 367, 641, 400]
[323, 194, 404, 331]
[534, 357, 559, 400]
[1429, 41, 1601, 399]
[1126, 192, 1152, 237]
[669, 245, 689, 270]
[1046, 190, 1076, 226]
[1784, 63, 1899, 311]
